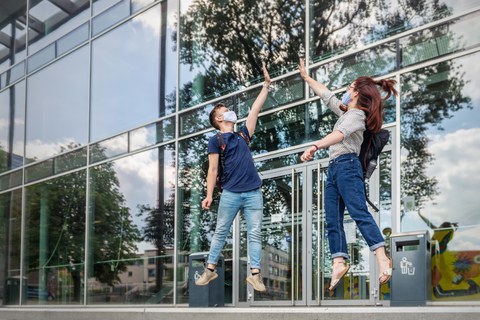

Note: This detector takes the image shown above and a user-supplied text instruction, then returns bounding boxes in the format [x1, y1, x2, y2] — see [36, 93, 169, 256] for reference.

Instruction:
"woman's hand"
[262, 61, 271, 85]
[300, 146, 317, 162]
[299, 58, 308, 80]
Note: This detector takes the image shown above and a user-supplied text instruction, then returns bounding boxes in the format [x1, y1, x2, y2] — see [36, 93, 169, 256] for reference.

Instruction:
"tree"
[24, 144, 141, 303]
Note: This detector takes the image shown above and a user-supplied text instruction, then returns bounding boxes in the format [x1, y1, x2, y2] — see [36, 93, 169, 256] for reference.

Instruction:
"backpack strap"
[215, 133, 226, 191]
[237, 130, 250, 145]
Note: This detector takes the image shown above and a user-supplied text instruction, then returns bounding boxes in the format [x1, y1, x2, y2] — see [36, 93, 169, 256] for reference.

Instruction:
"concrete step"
[0, 306, 479, 320]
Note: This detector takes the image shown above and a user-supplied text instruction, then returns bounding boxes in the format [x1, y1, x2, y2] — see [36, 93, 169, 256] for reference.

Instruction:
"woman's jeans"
[325, 153, 385, 260]
[207, 188, 263, 269]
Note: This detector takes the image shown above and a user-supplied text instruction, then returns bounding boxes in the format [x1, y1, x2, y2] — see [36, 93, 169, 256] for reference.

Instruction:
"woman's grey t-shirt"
[320, 90, 366, 160]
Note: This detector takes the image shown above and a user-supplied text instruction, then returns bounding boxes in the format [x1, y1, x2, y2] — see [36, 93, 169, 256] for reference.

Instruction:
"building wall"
[0, 0, 479, 307]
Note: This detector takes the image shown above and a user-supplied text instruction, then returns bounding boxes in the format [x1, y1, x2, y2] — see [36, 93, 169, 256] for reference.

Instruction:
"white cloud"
[421, 128, 480, 227]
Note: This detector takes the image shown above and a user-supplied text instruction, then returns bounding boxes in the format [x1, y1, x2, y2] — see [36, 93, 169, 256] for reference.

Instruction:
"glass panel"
[90, 133, 128, 164]
[24, 171, 86, 305]
[255, 152, 304, 172]
[179, 0, 305, 109]
[54, 147, 87, 174]
[27, 43, 55, 72]
[246, 102, 335, 156]
[309, 0, 463, 63]
[93, 0, 124, 15]
[25, 159, 54, 183]
[177, 132, 232, 303]
[26, 46, 88, 163]
[244, 172, 303, 302]
[91, 5, 163, 142]
[0, 81, 26, 173]
[312, 43, 397, 92]
[129, 117, 175, 152]
[7, 62, 25, 85]
[400, 52, 480, 301]
[0, 170, 23, 192]
[57, 23, 89, 56]
[0, 1, 27, 74]
[379, 151, 392, 301]
[132, 0, 155, 13]
[28, 0, 90, 54]
[401, 11, 480, 68]
[0, 189, 23, 305]
[310, 166, 322, 303]
[431, 225, 480, 301]
[26, 45, 89, 163]
[88, 145, 175, 304]
[383, 93, 396, 124]
[237, 75, 305, 118]
[92, 0, 130, 36]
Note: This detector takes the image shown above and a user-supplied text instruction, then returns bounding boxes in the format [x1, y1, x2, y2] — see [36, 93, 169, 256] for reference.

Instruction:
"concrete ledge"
[0, 306, 479, 320]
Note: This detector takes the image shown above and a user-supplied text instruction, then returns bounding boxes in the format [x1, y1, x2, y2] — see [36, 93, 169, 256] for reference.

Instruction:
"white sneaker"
[246, 274, 266, 292]
[195, 268, 218, 286]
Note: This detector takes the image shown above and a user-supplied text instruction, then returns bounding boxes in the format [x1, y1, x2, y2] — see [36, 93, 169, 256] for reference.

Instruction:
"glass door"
[239, 166, 306, 306]
[307, 161, 377, 305]
[238, 159, 382, 306]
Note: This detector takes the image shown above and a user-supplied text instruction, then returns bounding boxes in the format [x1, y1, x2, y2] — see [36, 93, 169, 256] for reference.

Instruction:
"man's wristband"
[263, 81, 270, 88]
[312, 144, 319, 151]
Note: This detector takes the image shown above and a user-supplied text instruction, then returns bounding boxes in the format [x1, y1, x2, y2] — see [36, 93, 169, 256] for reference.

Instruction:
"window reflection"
[91, 4, 176, 142]
[0, 81, 25, 173]
[24, 171, 86, 305]
[26, 45, 89, 163]
[312, 43, 396, 92]
[0, 1, 27, 74]
[247, 102, 336, 156]
[0, 189, 22, 305]
[400, 52, 480, 301]
[28, 0, 90, 54]
[179, 0, 305, 109]
[400, 11, 480, 68]
[177, 132, 229, 303]
[88, 144, 175, 304]
[309, 0, 459, 63]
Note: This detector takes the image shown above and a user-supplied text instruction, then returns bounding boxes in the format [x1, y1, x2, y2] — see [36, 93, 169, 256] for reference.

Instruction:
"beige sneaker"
[195, 268, 218, 286]
[246, 274, 266, 292]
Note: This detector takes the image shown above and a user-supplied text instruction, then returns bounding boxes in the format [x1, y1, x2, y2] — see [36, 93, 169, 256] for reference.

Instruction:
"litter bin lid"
[390, 230, 429, 238]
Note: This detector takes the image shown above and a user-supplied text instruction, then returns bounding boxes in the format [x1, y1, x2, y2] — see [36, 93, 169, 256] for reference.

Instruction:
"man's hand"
[299, 58, 308, 80]
[202, 196, 213, 210]
[263, 61, 271, 85]
[300, 146, 317, 162]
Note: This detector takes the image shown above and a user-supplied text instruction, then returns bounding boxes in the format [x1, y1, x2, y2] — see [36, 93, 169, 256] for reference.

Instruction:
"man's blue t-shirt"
[207, 125, 262, 193]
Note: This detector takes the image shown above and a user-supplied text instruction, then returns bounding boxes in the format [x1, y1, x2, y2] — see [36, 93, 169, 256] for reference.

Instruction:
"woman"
[299, 59, 395, 291]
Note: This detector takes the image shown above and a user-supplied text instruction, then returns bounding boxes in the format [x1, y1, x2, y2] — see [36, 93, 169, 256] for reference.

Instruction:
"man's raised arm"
[246, 62, 271, 137]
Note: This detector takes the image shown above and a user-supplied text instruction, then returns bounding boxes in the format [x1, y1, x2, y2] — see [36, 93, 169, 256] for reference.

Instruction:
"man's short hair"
[209, 103, 226, 130]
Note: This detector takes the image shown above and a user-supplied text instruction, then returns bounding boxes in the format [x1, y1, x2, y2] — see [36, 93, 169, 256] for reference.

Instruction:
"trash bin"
[188, 252, 224, 307]
[390, 230, 431, 306]
[4, 277, 27, 305]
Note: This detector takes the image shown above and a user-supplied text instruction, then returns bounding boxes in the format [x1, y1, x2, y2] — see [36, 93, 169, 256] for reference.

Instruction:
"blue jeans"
[325, 153, 385, 260]
[207, 188, 263, 269]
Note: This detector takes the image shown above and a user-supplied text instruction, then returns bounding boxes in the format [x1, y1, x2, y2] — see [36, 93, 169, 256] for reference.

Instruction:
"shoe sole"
[246, 277, 266, 292]
[329, 265, 350, 291]
[379, 258, 392, 285]
[195, 272, 218, 286]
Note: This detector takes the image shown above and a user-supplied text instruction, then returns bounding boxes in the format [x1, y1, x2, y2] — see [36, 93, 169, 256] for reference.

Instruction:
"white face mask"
[222, 110, 237, 123]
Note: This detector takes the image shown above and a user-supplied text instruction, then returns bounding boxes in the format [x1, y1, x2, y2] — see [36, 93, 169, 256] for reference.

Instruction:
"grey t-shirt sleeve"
[320, 90, 343, 117]
[336, 110, 366, 138]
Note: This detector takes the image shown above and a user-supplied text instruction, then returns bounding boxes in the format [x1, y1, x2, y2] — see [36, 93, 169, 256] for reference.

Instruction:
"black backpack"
[213, 131, 250, 191]
[358, 128, 389, 212]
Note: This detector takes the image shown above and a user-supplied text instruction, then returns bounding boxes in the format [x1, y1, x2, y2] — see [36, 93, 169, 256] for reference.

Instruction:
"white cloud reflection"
[422, 128, 480, 227]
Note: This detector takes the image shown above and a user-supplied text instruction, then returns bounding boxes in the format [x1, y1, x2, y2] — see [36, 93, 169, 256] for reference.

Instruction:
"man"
[195, 62, 271, 292]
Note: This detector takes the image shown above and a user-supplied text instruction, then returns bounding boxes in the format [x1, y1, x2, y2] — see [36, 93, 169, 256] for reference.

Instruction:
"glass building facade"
[0, 0, 479, 307]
